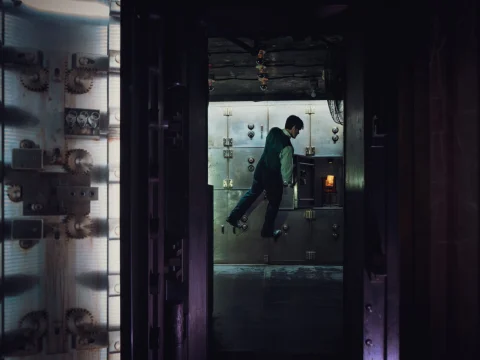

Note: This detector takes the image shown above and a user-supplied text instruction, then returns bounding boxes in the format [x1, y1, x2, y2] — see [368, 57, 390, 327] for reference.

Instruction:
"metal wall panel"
[208, 149, 228, 189]
[267, 101, 310, 155]
[310, 101, 344, 157]
[279, 186, 294, 210]
[228, 147, 263, 190]
[269, 209, 309, 263]
[213, 190, 228, 259]
[213, 190, 268, 264]
[228, 102, 268, 147]
[309, 209, 344, 264]
[207, 103, 228, 148]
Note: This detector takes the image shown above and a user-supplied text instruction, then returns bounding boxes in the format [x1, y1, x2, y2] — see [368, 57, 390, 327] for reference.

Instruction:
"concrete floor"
[213, 265, 343, 357]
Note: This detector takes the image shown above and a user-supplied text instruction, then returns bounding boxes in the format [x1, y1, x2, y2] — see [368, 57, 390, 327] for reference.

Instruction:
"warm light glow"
[325, 175, 335, 188]
[21, 0, 109, 18]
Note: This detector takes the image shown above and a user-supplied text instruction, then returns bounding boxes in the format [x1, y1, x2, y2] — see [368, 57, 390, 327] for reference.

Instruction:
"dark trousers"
[228, 171, 283, 235]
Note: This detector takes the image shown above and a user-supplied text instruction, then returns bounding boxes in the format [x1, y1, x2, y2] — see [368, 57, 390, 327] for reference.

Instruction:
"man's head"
[285, 115, 304, 139]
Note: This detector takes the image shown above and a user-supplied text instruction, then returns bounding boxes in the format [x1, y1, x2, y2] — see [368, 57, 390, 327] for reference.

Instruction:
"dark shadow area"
[213, 265, 343, 357]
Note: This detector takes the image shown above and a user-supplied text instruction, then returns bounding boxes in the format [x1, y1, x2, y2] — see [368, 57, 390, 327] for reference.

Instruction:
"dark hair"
[285, 115, 304, 130]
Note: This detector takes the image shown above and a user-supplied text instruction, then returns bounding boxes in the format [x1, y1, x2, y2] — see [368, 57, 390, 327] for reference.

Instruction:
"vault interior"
[208, 33, 346, 357]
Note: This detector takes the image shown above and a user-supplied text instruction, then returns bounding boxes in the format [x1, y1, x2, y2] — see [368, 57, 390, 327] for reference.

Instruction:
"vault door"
[1, 1, 122, 359]
[121, 4, 209, 360]
[160, 7, 210, 360]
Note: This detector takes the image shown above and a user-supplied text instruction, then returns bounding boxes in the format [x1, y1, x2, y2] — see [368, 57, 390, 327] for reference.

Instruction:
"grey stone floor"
[213, 265, 343, 357]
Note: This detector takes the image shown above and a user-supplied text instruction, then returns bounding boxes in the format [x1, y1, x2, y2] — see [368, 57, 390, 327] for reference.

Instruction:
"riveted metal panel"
[228, 102, 268, 147]
[310, 101, 344, 157]
[208, 102, 228, 148]
[268, 209, 309, 263]
[228, 147, 263, 190]
[213, 190, 268, 264]
[213, 189, 228, 261]
[208, 149, 228, 189]
[309, 208, 344, 264]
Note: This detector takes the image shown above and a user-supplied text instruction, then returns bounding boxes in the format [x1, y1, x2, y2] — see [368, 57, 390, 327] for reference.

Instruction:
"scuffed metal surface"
[213, 265, 343, 355]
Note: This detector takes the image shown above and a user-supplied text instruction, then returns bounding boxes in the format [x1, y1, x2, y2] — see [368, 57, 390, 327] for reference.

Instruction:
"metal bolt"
[365, 304, 373, 313]
[19, 240, 36, 250]
[241, 215, 248, 222]
[114, 341, 121, 350]
[31, 203, 43, 211]
[114, 284, 120, 294]
[114, 226, 120, 236]
[365, 339, 373, 347]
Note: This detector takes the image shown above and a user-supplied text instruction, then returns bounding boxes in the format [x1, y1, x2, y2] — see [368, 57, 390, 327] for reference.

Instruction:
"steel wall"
[209, 100, 344, 266]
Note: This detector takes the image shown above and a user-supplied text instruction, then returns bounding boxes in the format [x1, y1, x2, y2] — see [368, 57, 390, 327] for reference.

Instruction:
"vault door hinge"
[223, 179, 233, 189]
[305, 146, 316, 156]
[223, 137, 233, 147]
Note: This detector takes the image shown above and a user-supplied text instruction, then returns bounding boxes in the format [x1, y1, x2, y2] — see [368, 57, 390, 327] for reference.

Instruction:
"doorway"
[207, 35, 346, 359]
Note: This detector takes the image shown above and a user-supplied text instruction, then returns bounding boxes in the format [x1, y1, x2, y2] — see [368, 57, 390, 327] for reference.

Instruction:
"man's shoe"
[261, 229, 282, 241]
[226, 216, 240, 228]
[272, 230, 282, 241]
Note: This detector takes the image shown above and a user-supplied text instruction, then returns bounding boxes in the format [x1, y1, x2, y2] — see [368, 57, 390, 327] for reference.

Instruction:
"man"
[226, 115, 304, 240]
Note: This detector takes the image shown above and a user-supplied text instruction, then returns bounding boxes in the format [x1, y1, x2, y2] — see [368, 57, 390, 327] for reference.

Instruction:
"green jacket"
[256, 127, 294, 183]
